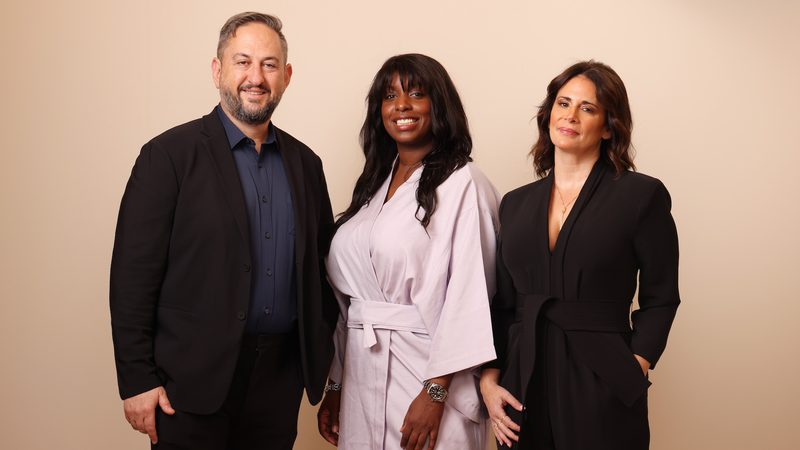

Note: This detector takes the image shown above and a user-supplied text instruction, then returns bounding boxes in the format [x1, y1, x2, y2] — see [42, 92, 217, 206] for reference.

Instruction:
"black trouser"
[153, 332, 304, 450]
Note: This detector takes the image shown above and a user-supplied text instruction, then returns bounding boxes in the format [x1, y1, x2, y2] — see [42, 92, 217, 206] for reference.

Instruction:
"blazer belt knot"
[516, 297, 632, 333]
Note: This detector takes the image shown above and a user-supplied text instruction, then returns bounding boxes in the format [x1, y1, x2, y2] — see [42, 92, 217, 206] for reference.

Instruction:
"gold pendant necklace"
[555, 184, 579, 229]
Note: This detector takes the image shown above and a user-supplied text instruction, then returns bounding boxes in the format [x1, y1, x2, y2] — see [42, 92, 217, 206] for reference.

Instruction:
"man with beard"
[110, 12, 337, 450]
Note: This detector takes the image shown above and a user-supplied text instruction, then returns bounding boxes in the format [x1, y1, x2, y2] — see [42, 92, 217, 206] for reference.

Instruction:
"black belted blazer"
[488, 160, 680, 449]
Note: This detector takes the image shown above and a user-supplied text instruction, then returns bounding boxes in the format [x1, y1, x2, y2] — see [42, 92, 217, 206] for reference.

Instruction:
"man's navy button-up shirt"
[217, 105, 297, 334]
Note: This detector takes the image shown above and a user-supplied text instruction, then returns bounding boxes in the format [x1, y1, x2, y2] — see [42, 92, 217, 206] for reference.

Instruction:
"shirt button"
[265, 231, 271, 239]
[266, 268, 273, 276]
[261, 195, 268, 203]
[257, 164, 262, 169]
[264, 308, 271, 315]
[236, 311, 246, 320]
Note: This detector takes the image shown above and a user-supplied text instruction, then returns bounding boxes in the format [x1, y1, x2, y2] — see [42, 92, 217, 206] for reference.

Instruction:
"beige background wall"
[1, 0, 798, 449]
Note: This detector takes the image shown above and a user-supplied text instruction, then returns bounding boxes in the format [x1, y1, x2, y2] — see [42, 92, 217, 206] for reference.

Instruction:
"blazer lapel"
[549, 159, 607, 298]
[200, 111, 251, 246]
[274, 126, 307, 266]
[556, 158, 607, 247]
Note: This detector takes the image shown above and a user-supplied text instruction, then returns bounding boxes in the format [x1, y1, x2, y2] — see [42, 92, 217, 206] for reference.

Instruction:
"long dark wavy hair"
[530, 60, 635, 178]
[336, 53, 472, 229]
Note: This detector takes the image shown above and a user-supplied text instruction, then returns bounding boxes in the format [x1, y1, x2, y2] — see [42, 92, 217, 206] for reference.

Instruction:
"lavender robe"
[326, 163, 499, 449]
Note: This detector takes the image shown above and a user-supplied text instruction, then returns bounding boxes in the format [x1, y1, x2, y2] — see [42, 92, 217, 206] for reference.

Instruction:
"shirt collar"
[215, 104, 276, 150]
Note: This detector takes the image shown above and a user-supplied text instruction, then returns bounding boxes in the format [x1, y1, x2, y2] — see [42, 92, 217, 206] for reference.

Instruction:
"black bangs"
[339, 53, 471, 230]
[374, 57, 430, 95]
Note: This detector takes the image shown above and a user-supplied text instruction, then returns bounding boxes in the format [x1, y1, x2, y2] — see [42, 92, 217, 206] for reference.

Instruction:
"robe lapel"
[201, 112, 251, 249]
[364, 172, 393, 302]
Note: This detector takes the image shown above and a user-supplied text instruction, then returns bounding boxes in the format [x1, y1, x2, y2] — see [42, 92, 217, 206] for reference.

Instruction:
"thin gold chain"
[555, 184, 579, 228]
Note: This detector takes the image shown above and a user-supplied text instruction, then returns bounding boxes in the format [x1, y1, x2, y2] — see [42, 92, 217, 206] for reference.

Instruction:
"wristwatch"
[423, 379, 448, 403]
[324, 382, 341, 393]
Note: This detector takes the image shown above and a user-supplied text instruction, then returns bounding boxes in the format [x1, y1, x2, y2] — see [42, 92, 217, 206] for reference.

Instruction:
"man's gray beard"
[221, 88, 281, 125]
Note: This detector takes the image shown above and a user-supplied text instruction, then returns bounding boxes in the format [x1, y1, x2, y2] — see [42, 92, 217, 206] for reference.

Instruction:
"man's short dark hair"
[217, 12, 288, 62]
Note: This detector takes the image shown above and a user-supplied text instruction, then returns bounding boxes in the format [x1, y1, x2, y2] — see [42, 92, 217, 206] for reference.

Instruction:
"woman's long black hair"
[336, 53, 472, 229]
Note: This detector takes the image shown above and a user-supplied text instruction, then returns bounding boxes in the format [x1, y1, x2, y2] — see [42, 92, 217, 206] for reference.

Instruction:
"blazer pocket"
[566, 331, 651, 407]
[153, 306, 197, 377]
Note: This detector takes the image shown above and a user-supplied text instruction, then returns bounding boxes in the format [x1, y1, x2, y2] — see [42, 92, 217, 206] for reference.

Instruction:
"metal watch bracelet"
[324, 382, 341, 393]
[422, 379, 448, 403]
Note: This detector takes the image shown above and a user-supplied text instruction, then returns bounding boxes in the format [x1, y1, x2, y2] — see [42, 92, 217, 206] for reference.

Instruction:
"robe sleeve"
[423, 173, 499, 379]
[631, 180, 681, 369]
[483, 197, 517, 370]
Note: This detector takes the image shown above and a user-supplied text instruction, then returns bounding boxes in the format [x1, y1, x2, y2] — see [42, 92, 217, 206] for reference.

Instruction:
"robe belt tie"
[347, 299, 428, 348]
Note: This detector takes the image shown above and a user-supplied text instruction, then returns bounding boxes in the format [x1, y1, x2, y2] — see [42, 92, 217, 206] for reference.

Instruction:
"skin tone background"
[0, 0, 798, 449]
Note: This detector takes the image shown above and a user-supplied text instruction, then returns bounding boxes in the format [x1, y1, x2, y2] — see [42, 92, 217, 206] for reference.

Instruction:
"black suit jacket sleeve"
[630, 180, 680, 368]
[110, 140, 178, 398]
[316, 168, 339, 331]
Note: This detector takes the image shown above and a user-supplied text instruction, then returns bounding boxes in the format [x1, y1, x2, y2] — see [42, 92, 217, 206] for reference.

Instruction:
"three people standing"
[111, 12, 679, 450]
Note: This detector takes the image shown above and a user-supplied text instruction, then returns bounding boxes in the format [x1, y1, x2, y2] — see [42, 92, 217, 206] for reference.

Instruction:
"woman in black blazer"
[480, 61, 680, 450]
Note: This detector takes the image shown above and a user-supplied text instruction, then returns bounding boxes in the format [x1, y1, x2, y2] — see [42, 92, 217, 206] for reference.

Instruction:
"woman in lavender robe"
[316, 53, 500, 450]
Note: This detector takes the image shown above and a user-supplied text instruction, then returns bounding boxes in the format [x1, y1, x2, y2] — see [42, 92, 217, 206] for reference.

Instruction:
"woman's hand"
[634, 354, 651, 376]
[480, 368, 522, 447]
[317, 390, 341, 446]
[400, 389, 445, 450]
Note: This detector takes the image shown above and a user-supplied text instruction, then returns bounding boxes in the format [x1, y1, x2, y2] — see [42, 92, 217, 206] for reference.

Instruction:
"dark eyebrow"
[231, 53, 281, 65]
[557, 96, 599, 108]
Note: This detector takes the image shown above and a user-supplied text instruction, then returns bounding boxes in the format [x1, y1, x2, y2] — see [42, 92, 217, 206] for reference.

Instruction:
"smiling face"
[548, 75, 611, 156]
[212, 22, 292, 125]
[380, 74, 433, 153]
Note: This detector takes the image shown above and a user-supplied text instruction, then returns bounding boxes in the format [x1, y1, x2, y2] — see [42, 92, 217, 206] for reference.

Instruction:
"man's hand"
[123, 386, 175, 444]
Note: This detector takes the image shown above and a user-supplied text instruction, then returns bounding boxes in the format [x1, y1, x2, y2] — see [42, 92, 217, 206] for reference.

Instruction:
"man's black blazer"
[110, 109, 337, 414]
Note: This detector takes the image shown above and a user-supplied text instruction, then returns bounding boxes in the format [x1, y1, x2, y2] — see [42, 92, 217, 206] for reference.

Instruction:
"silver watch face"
[427, 384, 447, 402]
